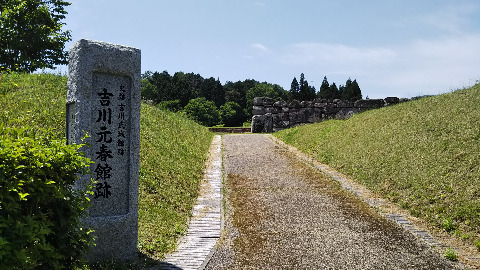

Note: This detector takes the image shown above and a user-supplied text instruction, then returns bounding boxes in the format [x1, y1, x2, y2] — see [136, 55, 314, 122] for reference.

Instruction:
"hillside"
[275, 83, 480, 248]
[0, 72, 213, 260]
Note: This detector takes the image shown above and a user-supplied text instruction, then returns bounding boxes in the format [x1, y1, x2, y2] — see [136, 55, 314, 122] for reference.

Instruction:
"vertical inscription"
[66, 103, 76, 145]
[90, 72, 131, 216]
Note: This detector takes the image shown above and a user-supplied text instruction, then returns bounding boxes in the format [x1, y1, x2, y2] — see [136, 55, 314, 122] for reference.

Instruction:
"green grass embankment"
[0, 72, 213, 261]
[275, 84, 480, 247]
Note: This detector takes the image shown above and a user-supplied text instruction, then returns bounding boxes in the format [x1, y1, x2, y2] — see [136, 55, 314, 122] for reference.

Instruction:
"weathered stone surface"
[254, 97, 274, 106]
[289, 100, 301, 108]
[251, 96, 401, 133]
[264, 106, 276, 114]
[354, 99, 385, 108]
[66, 39, 140, 262]
[253, 97, 264, 106]
[274, 100, 287, 107]
[252, 105, 265, 115]
[300, 101, 312, 107]
[251, 115, 265, 133]
[385, 97, 400, 105]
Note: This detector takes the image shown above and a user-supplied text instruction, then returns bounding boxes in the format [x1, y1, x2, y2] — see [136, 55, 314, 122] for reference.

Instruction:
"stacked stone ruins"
[251, 97, 405, 133]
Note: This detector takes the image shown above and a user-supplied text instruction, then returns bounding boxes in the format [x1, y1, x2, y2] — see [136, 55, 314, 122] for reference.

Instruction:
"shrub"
[156, 99, 182, 112]
[182, 97, 221, 127]
[0, 127, 94, 269]
[220, 101, 245, 127]
[444, 247, 458, 261]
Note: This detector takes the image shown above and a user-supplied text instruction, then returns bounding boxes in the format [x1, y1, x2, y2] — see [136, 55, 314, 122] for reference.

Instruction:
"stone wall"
[251, 97, 405, 133]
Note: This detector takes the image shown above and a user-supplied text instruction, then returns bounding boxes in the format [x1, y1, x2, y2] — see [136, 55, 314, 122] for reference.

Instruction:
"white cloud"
[276, 35, 480, 98]
[251, 43, 269, 52]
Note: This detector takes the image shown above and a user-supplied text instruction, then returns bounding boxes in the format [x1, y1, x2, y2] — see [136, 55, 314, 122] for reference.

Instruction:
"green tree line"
[142, 71, 363, 127]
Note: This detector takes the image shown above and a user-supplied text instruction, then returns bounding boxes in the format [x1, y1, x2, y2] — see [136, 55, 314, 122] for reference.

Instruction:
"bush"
[219, 101, 245, 127]
[182, 97, 221, 127]
[0, 127, 94, 269]
[157, 99, 182, 112]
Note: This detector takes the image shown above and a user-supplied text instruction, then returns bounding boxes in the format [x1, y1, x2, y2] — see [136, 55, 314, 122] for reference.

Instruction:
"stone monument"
[66, 39, 141, 262]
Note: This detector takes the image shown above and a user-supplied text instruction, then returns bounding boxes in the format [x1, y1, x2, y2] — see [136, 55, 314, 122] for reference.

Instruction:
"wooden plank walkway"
[155, 135, 223, 270]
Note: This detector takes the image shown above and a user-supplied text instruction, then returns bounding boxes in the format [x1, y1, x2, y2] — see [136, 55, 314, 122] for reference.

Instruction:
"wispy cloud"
[277, 35, 480, 97]
[251, 43, 269, 52]
[254, 2, 266, 7]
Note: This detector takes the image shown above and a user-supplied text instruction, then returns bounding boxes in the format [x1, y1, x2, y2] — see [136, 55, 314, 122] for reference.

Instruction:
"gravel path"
[205, 134, 461, 269]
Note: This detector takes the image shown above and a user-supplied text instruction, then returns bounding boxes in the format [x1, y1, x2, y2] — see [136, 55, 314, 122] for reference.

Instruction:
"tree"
[145, 70, 173, 103]
[199, 77, 225, 107]
[317, 76, 330, 99]
[298, 73, 316, 101]
[0, 0, 72, 72]
[219, 101, 245, 127]
[224, 79, 258, 109]
[329, 82, 340, 99]
[182, 97, 221, 127]
[290, 77, 300, 100]
[340, 78, 362, 101]
[157, 99, 182, 112]
[171, 72, 195, 106]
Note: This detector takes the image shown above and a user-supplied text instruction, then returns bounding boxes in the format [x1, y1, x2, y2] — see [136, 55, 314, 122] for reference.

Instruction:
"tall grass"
[0, 72, 213, 263]
[138, 105, 213, 258]
[275, 84, 480, 244]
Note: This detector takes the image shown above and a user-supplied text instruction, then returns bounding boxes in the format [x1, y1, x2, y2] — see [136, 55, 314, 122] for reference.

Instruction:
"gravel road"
[205, 134, 461, 270]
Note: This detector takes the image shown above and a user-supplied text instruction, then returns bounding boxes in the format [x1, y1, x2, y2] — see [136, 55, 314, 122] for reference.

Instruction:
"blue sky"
[63, 0, 480, 98]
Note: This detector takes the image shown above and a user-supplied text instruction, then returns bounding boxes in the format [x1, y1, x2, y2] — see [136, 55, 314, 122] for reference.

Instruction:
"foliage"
[219, 101, 245, 127]
[156, 99, 182, 112]
[199, 77, 224, 107]
[0, 127, 94, 269]
[224, 79, 257, 109]
[298, 73, 316, 101]
[1, 72, 215, 265]
[275, 84, 480, 248]
[317, 76, 340, 100]
[289, 73, 316, 101]
[0, 0, 72, 72]
[289, 77, 299, 100]
[141, 70, 362, 126]
[444, 248, 458, 261]
[340, 78, 362, 101]
[182, 97, 221, 127]
[0, 66, 21, 95]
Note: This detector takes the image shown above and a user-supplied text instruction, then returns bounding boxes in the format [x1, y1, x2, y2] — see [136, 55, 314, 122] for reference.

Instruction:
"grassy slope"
[0, 73, 213, 260]
[275, 84, 480, 245]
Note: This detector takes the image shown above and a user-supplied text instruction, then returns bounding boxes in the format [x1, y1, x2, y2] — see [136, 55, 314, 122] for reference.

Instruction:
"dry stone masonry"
[66, 39, 141, 262]
[251, 97, 405, 133]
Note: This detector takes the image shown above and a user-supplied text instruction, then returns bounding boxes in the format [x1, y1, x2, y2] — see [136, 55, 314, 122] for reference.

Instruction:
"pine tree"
[340, 78, 362, 101]
[330, 82, 340, 99]
[290, 77, 300, 100]
[298, 73, 316, 101]
[351, 79, 362, 101]
[318, 76, 330, 99]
